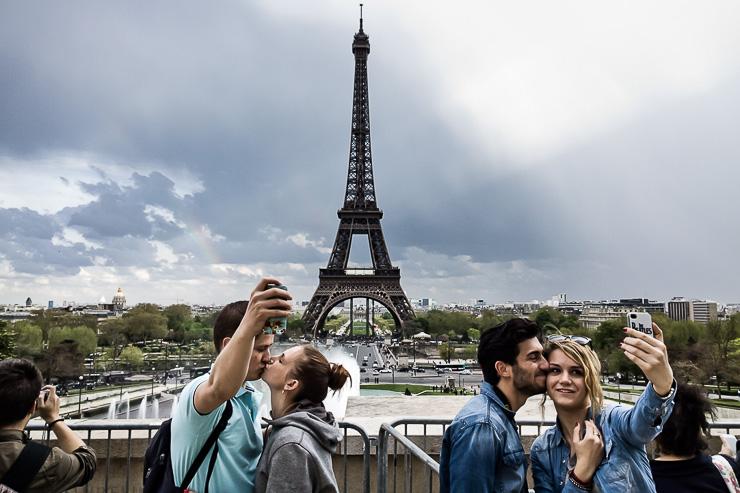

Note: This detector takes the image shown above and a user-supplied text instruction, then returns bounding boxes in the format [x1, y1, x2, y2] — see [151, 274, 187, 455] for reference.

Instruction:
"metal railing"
[24, 418, 740, 493]
[26, 421, 160, 493]
[375, 418, 740, 493]
[26, 420, 372, 493]
[376, 418, 556, 493]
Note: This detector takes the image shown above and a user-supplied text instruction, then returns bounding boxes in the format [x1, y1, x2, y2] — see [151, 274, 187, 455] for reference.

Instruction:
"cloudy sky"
[1, 1, 739, 308]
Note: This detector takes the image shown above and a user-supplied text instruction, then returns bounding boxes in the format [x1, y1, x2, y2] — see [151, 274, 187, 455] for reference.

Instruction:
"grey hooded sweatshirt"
[255, 400, 343, 493]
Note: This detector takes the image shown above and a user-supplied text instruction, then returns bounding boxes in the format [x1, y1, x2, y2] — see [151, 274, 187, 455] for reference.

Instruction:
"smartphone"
[263, 284, 288, 335]
[627, 312, 653, 337]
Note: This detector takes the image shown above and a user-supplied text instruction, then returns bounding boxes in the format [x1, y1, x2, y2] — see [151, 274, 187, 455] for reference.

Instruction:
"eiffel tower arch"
[303, 14, 414, 336]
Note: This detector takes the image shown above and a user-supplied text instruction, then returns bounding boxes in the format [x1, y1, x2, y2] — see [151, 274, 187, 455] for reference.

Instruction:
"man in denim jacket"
[440, 318, 549, 493]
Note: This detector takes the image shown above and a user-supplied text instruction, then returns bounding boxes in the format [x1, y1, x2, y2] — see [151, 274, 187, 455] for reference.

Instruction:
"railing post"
[377, 424, 389, 493]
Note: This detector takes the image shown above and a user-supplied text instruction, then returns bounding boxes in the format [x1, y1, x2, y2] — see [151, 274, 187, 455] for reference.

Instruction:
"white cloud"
[0, 153, 204, 213]
[144, 205, 186, 229]
[286, 233, 332, 254]
[149, 240, 180, 265]
[51, 227, 103, 251]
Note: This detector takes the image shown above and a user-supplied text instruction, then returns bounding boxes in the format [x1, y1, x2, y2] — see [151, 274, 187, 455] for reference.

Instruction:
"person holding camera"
[0, 359, 97, 493]
[170, 278, 292, 493]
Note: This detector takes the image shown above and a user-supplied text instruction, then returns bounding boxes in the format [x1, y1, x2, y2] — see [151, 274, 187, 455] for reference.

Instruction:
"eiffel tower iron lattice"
[302, 14, 415, 336]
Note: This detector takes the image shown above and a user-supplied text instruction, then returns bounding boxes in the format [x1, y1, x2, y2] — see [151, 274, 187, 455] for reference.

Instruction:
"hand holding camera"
[37, 385, 62, 423]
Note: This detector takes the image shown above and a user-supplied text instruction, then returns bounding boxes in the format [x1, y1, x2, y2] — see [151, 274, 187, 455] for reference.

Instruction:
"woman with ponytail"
[255, 345, 351, 493]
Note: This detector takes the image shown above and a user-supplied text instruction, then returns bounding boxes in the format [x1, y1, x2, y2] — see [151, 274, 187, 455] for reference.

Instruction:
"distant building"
[48, 300, 54, 309]
[667, 299, 691, 321]
[578, 299, 664, 330]
[690, 301, 718, 324]
[667, 298, 718, 324]
[112, 287, 126, 311]
[579, 306, 631, 330]
[25, 297, 32, 307]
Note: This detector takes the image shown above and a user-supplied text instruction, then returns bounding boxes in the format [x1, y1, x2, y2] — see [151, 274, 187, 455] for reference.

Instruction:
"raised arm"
[620, 323, 674, 396]
[194, 278, 291, 414]
[613, 323, 676, 445]
[37, 386, 85, 452]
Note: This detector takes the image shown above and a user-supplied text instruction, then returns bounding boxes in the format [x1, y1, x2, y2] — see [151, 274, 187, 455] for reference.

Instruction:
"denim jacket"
[440, 381, 528, 493]
[530, 382, 676, 493]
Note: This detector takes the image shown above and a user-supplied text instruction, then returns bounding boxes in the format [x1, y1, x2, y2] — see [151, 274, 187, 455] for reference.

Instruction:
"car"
[379, 368, 392, 373]
[362, 361, 368, 366]
[360, 368, 367, 373]
[459, 369, 472, 375]
[372, 370, 380, 376]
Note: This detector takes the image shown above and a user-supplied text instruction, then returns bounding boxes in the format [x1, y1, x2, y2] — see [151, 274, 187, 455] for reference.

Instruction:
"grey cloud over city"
[1, 1, 739, 306]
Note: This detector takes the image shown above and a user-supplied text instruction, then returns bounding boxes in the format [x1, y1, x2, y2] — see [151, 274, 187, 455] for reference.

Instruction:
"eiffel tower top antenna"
[359, 4, 364, 32]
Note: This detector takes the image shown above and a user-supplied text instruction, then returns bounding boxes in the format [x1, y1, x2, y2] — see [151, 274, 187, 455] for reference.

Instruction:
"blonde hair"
[548, 340, 604, 416]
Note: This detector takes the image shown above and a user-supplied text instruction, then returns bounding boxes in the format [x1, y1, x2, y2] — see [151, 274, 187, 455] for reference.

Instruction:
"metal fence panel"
[26, 420, 371, 493]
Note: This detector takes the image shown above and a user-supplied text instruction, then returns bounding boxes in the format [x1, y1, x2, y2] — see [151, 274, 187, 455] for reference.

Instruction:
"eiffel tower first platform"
[302, 13, 415, 336]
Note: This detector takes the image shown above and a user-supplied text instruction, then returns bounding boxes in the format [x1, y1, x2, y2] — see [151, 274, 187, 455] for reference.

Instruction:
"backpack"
[143, 400, 233, 493]
[0, 442, 52, 493]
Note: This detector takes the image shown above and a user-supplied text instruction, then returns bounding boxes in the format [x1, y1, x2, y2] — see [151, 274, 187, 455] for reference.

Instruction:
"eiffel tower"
[302, 12, 415, 336]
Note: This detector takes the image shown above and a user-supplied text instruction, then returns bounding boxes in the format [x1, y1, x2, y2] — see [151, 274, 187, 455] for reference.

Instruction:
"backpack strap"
[179, 399, 233, 492]
[0, 442, 52, 493]
[711, 454, 740, 493]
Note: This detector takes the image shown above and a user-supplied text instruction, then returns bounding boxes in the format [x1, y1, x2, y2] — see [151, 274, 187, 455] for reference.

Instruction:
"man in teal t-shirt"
[171, 278, 292, 493]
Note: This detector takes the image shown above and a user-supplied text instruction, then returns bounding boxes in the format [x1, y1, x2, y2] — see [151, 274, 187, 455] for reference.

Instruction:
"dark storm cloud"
[65, 172, 187, 240]
[2, 1, 738, 305]
[0, 208, 90, 275]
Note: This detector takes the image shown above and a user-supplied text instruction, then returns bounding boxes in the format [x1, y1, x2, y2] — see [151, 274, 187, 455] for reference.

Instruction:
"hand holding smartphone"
[263, 284, 288, 335]
[627, 312, 653, 337]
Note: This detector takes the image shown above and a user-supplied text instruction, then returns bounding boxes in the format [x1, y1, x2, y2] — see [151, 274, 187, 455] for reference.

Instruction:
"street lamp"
[77, 375, 84, 417]
[164, 343, 169, 390]
[151, 367, 156, 396]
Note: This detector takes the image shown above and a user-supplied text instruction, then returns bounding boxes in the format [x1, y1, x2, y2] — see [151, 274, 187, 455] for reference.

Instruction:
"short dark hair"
[213, 301, 248, 353]
[655, 383, 714, 456]
[478, 318, 541, 385]
[0, 359, 44, 426]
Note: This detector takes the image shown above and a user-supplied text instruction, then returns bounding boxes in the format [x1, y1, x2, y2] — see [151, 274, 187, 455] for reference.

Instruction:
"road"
[341, 342, 480, 388]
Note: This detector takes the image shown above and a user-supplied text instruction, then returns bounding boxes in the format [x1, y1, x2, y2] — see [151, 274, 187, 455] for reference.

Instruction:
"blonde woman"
[530, 325, 676, 493]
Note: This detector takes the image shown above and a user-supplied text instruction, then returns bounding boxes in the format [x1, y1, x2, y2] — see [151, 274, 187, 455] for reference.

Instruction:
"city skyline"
[1, 1, 740, 307]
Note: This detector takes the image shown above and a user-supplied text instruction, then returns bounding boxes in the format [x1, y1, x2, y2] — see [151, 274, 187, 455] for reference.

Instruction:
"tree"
[324, 316, 349, 334]
[438, 343, 452, 361]
[287, 315, 306, 338]
[42, 340, 85, 381]
[0, 321, 15, 359]
[531, 307, 583, 335]
[164, 304, 192, 340]
[14, 321, 43, 359]
[122, 308, 167, 343]
[99, 318, 129, 357]
[48, 326, 97, 358]
[119, 346, 144, 370]
[31, 311, 97, 342]
[466, 328, 481, 342]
